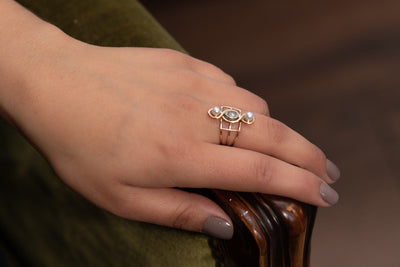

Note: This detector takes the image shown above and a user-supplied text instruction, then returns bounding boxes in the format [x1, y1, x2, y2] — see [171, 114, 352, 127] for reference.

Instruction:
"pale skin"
[0, 0, 339, 239]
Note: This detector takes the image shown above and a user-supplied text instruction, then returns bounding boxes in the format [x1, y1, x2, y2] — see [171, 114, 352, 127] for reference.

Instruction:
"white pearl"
[245, 112, 254, 121]
[211, 106, 221, 116]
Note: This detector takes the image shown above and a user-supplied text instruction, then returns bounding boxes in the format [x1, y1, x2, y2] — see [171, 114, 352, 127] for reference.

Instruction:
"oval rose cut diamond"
[223, 110, 240, 122]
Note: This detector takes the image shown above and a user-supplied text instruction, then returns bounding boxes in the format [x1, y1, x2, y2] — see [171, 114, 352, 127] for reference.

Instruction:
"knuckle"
[223, 73, 237, 85]
[171, 202, 195, 229]
[159, 48, 182, 57]
[311, 144, 327, 164]
[205, 64, 236, 85]
[241, 92, 269, 116]
[188, 57, 236, 86]
[309, 144, 327, 174]
[157, 139, 192, 165]
[267, 119, 287, 145]
[103, 190, 131, 218]
[257, 98, 270, 116]
[160, 49, 192, 65]
[253, 157, 273, 186]
[154, 139, 197, 183]
[297, 172, 320, 196]
[174, 68, 209, 90]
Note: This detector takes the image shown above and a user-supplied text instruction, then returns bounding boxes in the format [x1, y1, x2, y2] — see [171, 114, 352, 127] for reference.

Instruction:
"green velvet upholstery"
[0, 0, 214, 266]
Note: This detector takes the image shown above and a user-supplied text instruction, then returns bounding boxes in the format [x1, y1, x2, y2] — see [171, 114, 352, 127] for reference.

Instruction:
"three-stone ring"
[208, 106, 255, 146]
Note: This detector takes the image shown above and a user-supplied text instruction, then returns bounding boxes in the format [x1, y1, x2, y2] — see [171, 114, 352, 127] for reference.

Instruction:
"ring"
[208, 106, 255, 146]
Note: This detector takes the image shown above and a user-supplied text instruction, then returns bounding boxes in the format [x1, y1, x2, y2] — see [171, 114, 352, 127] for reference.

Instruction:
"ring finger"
[204, 108, 340, 183]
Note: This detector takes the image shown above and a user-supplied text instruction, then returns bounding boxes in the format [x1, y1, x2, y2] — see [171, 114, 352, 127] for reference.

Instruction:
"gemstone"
[223, 110, 239, 121]
[244, 112, 254, 121]
[211, 106, 221, 116]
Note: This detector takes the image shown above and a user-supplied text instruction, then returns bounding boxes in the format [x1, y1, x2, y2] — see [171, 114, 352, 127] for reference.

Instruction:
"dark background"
[141, 1, 400, 266]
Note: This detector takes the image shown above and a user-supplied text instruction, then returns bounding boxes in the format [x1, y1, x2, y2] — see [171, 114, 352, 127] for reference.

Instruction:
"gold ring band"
[208, 106, 255, 146]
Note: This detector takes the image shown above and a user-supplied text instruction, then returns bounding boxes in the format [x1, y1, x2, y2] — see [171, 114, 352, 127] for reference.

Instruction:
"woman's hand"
[0, 1, 339, 239]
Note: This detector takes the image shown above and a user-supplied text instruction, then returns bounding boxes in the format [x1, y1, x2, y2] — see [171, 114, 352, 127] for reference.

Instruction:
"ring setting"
[208, 106, 255, 146]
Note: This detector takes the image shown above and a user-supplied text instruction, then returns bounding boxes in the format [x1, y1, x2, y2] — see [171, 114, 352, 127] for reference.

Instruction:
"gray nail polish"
[320, 183, 339, 205]
[202, 216, 233, 240]
[326, 159, 341, 181]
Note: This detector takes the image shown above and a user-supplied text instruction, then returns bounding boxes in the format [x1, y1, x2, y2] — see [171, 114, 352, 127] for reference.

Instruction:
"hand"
[1, 19, 340, 239]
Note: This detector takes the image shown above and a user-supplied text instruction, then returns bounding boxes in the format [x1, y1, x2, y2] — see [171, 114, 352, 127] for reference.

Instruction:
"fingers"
[199, 101, 339, 183]
[104, 186, 234, 240]
[110, 48, 339, 208]
[158, 144, 339, 207]
[160, 95, 337, 186]
[233, 115, 340, 183]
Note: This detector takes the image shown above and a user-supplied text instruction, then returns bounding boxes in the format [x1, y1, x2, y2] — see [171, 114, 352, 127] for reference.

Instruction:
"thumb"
[104, 186, 234, 240]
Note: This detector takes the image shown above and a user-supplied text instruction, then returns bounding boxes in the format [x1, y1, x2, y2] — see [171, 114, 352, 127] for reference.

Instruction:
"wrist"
[0, 1, 78, 125]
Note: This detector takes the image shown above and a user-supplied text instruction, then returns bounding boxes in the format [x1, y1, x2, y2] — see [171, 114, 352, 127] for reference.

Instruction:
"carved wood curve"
[207, 190, 317, 267]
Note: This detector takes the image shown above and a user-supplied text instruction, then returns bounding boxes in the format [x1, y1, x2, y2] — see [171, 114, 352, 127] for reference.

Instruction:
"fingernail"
[326, 159, 341, 181]
[202, 216, 233, 240]
[320, 183, 339, 205]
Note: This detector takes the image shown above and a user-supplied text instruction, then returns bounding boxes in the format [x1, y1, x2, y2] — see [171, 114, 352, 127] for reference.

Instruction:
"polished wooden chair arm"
[206, 190, 317, 267]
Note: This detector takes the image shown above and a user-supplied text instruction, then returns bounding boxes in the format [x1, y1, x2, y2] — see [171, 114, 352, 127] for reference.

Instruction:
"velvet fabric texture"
[0, 0, 214, 266]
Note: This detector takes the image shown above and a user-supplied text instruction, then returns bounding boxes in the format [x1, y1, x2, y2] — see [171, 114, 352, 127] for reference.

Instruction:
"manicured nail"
[202, 216, 233, 240]
[326, 159, 341, 181]
[320, 183, 339, 205]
